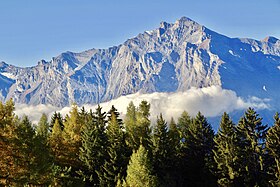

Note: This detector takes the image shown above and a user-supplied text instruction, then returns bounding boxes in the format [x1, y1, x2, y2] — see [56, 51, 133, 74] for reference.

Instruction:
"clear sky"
[0, 0, 279, 67]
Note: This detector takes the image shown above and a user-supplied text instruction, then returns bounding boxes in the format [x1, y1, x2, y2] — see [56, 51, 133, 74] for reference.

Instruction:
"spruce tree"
[136, 100, 152, 150]
[125, 145, 158, 187]
[125, 101, 138, 151]
[213, 112, 240, 186]
[167, 117, 181, 185]
[236, 107, 268, 186]
[152, 114, 174, 186]
[36, 113, 50, 138]
[79, 105, 107, 185]
[49, 118, 64, 166]
[100, 106, 128, 186]
[12, 116, 52, 185]
[266, 112, 280, 186]
[0, 100, 17, 185]
[50, 111, 64, 131]
[184, 111, 215, 186]
[125, 101, 152, 151]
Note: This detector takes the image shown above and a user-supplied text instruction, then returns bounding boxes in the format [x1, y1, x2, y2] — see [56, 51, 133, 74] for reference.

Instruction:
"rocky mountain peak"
[262, 36, 279, 44]
[0, 17, 279, 110]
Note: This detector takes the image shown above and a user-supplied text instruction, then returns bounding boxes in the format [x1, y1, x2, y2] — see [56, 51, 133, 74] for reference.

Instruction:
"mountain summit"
[0, 17, 280, 108]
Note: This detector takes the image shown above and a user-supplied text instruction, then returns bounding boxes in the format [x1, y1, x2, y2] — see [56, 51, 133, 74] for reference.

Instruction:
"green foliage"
[125, 145, 158, 187]
[266, 112, 280, 186]
[79, 105, 108, 185]
[50, 111, 64, 131]
[236, 107, 268, 186]
[1, 99, 280, 186]
[125, 101, 152, 151]
[213, 112, 240, 186]
[100, 106, 129, 186]
[152, 114, 174, 186]
[184, 111, 216, 186]
[36, 113, 50, 138]
[11, 116, 53, 185]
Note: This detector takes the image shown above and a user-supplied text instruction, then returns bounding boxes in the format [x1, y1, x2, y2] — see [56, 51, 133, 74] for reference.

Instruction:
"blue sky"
[0, 0, 279, 67]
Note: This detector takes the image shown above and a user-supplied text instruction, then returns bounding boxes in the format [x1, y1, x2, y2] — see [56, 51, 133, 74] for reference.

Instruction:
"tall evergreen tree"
[100, 106, 128, 186]
[184, 111, 216, 186]
[0, 100, 17, 185]
[167, 117, 181, 186]
[236, 107, 268, 186]
[152, 114, 174, 186]
[125, 101, 138, 151]
[49, 119, 64, 165]
[136, 100, 152, 150]
[266, 112, 280, 186]
[79, 105, 108, 185]
[213, 112, 241, 186]
[177, 111, 191, 141]
[50, 111, 64, 131]
[36, 113, 50, 138]
[124, 145, 158, 187]
[12, 116, 52, 185]
[125, 101, 152, 151]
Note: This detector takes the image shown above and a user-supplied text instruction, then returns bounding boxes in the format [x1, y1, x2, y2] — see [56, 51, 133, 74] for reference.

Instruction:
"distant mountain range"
[0, 17, 280, 111]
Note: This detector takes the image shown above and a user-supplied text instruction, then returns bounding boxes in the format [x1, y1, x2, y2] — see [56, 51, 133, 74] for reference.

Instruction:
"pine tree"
[79, 105, 108, 185]
[36, 113, 50, 138]
[49, 118, 63, 165]
[167, 117, 181, 186]
[152, 114, 174, 186]
[50, 111, 64, 131]
[12, 116, 52, 185]
[177, 111, 191, 141]
[125, 101, 138, 151]
[176, 111, 193, 185]
[125, 101, 152, 151]
[0, 100, 17, 185]
[236, 107, 268, 186]
[213, 112, 240, 186]
[266, 112, 280, 186]
[184, 111, 216, 186]
[100, 106, 128, 186]
[136, 100, 152, 150]
[125, 145, 158, 187]
[63, 104, 82, 142]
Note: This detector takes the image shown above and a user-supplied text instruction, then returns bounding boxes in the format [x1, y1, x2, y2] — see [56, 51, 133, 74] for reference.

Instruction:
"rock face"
[0, 17, 280, 107]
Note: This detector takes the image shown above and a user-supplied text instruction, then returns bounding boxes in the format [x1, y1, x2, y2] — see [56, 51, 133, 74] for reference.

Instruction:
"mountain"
[0, 17, 280, 109]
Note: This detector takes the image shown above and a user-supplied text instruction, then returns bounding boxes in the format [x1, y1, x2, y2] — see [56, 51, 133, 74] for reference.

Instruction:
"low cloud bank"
[15, 86, 270, 124]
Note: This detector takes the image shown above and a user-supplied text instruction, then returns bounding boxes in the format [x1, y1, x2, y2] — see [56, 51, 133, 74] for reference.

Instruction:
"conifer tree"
[184, 111, 216, 186]
[79, 105, 108, 185]
[125, 101, 138, 151]
[125, 101, 152, 151]
[213, 112, 240, 186]
[100, 106, 128, 186]
[152, 114, 174, 186]
[36, 113, 50, 138]
[50, 111, 64, 131]
[0, 100, 17, 185]
[236, 107, 268, 186]
[266, 112, 280, 186]
[125, 145, 158, 187]
[176, 111, 193, 185]
[136, 100, 152, 150]
[177, 111, 191, 140]
[167, 117, 181, 185]
[49, 118, 63, 165]
[13, 116, 52, 185]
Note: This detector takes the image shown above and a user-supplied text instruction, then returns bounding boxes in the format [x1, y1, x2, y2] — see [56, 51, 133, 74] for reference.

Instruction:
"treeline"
[0, 99, 280, 186]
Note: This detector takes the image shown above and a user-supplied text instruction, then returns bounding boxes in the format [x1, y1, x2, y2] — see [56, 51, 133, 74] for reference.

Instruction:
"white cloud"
[14, 104, 59, 124]
[14, 86, 270, 124]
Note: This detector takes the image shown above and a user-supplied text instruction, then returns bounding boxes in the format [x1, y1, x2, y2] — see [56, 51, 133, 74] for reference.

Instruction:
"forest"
[0, 99, 280, 187]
